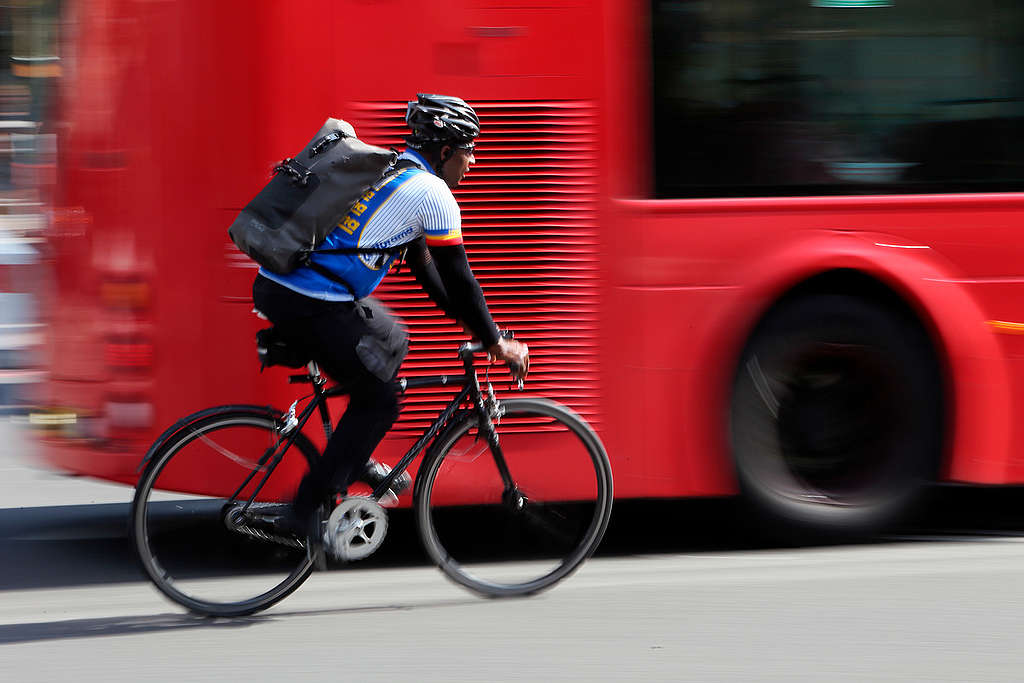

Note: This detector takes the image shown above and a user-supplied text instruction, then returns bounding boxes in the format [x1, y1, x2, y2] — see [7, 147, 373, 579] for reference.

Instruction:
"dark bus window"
[651, 0, 1024, 198]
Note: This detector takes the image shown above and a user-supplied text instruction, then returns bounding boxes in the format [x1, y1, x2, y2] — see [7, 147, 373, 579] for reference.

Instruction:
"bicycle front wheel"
[415, 398, 613, 597]
[131, 407, 317, 617]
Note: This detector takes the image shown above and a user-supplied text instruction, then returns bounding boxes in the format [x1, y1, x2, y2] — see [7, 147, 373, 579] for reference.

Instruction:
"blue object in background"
[0, 238, 41, 414]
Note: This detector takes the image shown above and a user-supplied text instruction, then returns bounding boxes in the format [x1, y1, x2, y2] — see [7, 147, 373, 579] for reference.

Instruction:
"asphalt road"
[4, 418, 1024, 682]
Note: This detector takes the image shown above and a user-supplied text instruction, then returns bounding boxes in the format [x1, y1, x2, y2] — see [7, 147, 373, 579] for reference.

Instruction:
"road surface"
[3, 418, 1024, 682]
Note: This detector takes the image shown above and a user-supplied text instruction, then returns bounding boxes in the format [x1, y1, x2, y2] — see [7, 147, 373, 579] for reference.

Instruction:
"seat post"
[307, 360, 333, 440]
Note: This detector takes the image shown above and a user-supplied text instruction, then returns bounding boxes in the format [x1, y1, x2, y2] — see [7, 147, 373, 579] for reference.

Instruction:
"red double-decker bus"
[32, 0, 1024, 536]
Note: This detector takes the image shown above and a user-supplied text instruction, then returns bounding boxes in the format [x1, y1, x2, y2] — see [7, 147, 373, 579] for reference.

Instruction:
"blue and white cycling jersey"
[259, 149, 464, 301]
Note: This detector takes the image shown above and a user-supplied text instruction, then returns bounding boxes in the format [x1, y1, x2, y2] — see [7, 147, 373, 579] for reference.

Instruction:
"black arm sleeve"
[406, 238, 456, 318]
[429, 243, 500, 348]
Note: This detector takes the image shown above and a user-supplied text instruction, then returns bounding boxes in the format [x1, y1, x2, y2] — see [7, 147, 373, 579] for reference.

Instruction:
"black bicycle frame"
[231, 347, 513, 511]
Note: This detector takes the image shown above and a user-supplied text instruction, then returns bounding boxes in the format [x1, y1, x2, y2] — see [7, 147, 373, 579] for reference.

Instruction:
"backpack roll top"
[228, 118, 398, 274]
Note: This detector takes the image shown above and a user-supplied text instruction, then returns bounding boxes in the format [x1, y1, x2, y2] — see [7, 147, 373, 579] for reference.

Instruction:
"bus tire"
[729, 293, 943, 539]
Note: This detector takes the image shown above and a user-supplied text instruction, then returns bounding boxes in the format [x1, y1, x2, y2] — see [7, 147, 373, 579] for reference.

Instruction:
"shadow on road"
[0, 597, 487, 646]
[0, 497, 757, 593]
[0, 612, 255, 645]
[3, 486, 1024, 594]
[0, 503, 142, 590]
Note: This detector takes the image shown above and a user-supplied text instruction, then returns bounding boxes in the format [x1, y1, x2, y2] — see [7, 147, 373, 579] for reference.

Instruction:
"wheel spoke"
[192, 428, 278, 471]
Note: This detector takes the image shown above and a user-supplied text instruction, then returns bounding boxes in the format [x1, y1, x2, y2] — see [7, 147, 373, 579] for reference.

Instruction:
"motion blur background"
[4, 0, 1024, 522]
[0, 1, 54, 416]
[3, 2, 1024, 680]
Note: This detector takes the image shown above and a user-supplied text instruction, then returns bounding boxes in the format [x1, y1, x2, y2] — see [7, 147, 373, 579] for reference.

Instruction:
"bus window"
[650, 0, 1024, 198]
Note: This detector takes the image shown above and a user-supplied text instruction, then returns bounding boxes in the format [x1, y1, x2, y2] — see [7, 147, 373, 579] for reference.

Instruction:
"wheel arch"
[693, 231, 1012, 487]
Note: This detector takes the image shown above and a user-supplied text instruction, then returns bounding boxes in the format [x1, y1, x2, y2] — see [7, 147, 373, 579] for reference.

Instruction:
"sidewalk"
[0, 418, 134, 510]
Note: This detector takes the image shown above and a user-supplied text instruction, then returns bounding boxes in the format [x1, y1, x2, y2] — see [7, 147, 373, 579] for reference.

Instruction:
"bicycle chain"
[230, 522, 306, 550]
[224, 502, 306, 550]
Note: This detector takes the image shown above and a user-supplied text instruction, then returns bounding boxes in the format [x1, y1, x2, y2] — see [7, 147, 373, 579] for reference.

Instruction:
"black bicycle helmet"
[405, 93, 480, 149]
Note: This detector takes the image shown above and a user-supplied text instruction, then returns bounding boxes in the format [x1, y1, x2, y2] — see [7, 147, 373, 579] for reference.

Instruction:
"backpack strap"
[296, 244, 409, 297]
[392, 157, 420, 172]
[294, 159, 423, 293]
[305, 245, 405, 256]
[300, 257, 358, 297]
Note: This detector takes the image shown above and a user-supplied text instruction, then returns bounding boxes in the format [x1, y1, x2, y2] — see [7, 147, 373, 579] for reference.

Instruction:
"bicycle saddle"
[256, 325, 310, 370]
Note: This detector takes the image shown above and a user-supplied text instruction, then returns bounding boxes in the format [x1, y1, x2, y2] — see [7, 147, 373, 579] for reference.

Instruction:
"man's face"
[440, 146, 475, 188]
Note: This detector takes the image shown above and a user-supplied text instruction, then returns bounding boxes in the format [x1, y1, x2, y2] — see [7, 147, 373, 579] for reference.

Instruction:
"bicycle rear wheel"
[415, 398, 613, 597]
[131, 406, 318, 617]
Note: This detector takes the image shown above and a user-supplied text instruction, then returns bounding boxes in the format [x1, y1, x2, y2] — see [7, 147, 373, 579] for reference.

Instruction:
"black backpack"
[228, 118, 403, 275]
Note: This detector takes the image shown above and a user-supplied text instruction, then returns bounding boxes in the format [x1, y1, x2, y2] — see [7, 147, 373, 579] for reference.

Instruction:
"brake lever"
[498, 330, 525, 390]
[509, 361, 525, 391]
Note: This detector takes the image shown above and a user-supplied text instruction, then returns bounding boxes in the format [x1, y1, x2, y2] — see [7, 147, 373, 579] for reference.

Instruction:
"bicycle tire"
[131, 406, 318, 617]
[414, 398, 613, 597]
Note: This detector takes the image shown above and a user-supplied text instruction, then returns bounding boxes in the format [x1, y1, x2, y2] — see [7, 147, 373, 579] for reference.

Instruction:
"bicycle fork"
[475, 380, 525, 510]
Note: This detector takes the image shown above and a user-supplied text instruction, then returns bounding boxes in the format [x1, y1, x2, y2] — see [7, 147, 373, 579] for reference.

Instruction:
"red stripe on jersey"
[425, 233, 464, 246]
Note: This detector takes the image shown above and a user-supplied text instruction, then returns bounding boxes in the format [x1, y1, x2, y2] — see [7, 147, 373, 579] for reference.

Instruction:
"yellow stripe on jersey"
[425, 230, 463, 246]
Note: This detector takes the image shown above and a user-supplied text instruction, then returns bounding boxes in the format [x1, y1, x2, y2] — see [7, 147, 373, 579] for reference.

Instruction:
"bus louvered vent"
[351, 101, 600, 434]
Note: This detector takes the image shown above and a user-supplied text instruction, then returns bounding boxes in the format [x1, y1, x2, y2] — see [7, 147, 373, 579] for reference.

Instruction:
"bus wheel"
[729, 293, 943, 540]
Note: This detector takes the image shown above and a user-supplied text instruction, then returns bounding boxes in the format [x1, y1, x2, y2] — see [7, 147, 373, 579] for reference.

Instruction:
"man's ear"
[440, 145, 453, 164]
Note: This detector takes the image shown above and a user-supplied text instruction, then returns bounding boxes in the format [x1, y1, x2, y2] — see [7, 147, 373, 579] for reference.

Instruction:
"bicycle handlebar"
[458, 330, 525, 388]
[458, 330, 515, 358]
[459, 340, 487, 356]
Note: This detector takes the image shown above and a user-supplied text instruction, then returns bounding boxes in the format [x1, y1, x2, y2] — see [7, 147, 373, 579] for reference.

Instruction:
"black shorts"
[252, 274, 408, 385]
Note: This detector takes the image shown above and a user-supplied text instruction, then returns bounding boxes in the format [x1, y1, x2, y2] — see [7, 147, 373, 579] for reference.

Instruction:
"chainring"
[324, 496, 389, 561]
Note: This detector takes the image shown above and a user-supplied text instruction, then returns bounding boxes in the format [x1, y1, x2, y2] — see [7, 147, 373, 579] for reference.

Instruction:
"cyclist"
[252, 93, 529, 542]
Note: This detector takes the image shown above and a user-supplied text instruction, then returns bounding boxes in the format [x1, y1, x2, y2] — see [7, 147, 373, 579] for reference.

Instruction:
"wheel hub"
[775, 346, 894, 494]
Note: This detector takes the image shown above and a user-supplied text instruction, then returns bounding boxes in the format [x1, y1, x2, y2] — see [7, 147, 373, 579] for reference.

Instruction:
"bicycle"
[130, 332, 613, 617]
